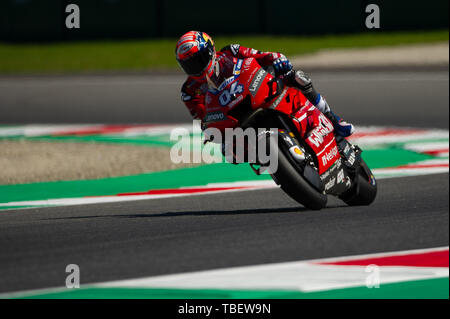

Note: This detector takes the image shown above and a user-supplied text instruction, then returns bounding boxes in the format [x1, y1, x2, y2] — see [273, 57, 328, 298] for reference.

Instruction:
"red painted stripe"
[386, 163, 449, 170]
[317, 250, 449, 267]
[116, 186, 251, 197]
[422, 149, 449, 156]
[52, 125, 156, 136]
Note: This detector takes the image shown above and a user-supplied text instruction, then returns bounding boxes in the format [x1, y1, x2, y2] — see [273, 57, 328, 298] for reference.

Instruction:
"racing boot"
[323, 108, 355, 138]
[288, 70, 355, 137]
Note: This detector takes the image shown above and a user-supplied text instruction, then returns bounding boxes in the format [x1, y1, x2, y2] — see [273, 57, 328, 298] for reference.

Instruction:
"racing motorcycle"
[203, 57, 377, 210]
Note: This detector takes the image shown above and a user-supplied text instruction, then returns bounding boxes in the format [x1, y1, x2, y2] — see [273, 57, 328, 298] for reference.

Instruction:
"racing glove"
[273, 56, 293, 77]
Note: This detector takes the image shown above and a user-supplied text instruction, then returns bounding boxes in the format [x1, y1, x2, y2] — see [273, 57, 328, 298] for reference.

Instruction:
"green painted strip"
[299, 277, 449, 299]
[0, 146, 437, 205]
[11, 277, 449, 299]
[361, 148, 434, 169]
[1, 135, 177, 148]
[3, 133, 447, 153]
[0, 205, 44, 211]
[0, 163, 271, 204]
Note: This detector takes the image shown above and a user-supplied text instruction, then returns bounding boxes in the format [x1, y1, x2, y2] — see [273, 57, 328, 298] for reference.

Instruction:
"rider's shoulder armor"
[220, 44, 241, 56]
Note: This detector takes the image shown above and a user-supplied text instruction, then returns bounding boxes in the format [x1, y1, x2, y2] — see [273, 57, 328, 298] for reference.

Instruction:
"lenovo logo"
[249, 68, 266, 96]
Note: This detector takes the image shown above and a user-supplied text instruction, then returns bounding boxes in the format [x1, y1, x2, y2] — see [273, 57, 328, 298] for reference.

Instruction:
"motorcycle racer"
[176, 31, 354, 137]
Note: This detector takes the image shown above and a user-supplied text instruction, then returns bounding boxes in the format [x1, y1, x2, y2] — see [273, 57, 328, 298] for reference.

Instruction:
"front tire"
[270, 140, 327, 210]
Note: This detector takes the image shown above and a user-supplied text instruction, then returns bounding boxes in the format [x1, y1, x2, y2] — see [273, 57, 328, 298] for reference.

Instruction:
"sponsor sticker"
[243, 58, 254, 71]
[230, 44, 240, 56]
[320, 158, 340, 181]
[322, 145, 339, 167]
[249, 68, 267, 97]
[269, 89, 288, 109]
[227, 94, 244, 109]
[218, 77, 237, 92]
[324, 177, 336, 191]
[204, 111, 226, 123]
[307, 114, 334, 148]
[281, 133, 294, 146]
[177, 42, 194, 55]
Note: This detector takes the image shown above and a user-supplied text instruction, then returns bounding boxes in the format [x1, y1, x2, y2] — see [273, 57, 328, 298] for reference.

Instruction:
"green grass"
[0, 30, 448, 74]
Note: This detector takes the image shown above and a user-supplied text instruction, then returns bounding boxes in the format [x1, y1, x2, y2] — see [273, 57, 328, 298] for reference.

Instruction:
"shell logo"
[293, 147, 303, 156]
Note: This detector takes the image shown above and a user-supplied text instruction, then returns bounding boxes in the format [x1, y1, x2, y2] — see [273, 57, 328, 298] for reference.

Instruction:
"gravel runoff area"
[0, 140, 197, 185]
[291, 42, 449, 69]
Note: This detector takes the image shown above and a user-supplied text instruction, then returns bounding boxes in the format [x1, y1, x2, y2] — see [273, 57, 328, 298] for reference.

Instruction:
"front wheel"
[270, 139, 327, 210]
[340, 158, 377, 206]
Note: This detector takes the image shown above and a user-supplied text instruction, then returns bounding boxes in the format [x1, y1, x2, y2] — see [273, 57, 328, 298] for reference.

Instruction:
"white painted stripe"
[0, 124, 99, 137]
[1, 125, 448, 210]
[402, 158, 449, 165]
[98, 265, 448, 293]
[121, 124, 195, 137]
[373, 167, 449, 177]
[91, 247, 449, 293]
[1, 247, 446, 298]
[349, 127, 449, 146]
[1, 164, 448, 210]
[404, 142, 450, 152]
[0, 124, 192, 138]
[0, 180, 278, 208]
[2, 125, 447, 146]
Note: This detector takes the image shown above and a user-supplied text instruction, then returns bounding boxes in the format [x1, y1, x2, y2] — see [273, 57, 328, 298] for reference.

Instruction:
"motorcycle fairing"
[204, 57, 349, 190]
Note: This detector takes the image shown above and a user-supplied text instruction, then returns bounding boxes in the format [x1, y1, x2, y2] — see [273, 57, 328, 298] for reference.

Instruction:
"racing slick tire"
[270, 139, 328, 210]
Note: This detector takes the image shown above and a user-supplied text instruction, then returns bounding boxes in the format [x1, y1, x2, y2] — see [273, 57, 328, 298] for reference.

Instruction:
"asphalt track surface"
[0, 70, 448, 293]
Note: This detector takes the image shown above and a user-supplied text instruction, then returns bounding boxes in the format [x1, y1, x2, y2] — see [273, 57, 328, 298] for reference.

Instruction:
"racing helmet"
[176, 31, 216, 79]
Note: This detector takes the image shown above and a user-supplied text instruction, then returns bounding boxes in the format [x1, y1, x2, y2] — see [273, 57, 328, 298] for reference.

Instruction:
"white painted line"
[89, 246, 450, 293]
[350, 129, 449, 146]
[1, 247, 446, 298]
[404, 142, 450, 152]
[1, 125, 448, 210]
[0, 181, 278, 209]
[98, 264, 449, 293]
[1, 166, 448, 210]
[373, 167, 449, 177]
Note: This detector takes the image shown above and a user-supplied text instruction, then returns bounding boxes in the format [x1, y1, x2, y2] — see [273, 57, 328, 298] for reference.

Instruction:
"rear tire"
[270, 140, 327, 210]
[340, 159, 377, 206]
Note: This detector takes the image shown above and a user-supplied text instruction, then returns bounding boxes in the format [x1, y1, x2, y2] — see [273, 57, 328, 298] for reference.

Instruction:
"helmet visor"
[178, 48, 213, 76]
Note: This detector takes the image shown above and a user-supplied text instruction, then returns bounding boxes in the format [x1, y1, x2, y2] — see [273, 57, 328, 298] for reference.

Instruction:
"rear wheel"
[340, 158, 377, 206]
[270, 138, 327, 210]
